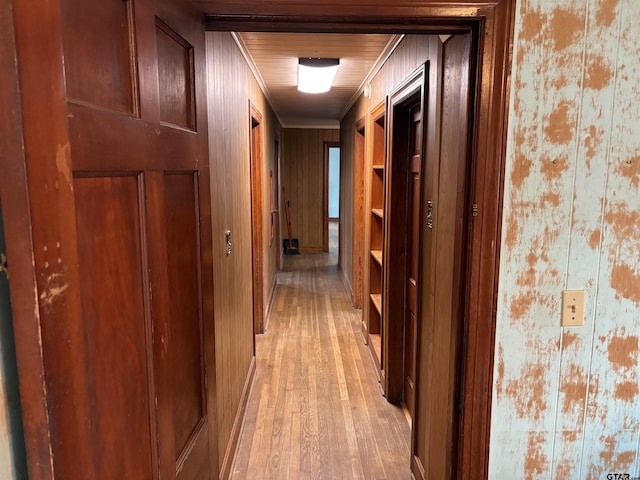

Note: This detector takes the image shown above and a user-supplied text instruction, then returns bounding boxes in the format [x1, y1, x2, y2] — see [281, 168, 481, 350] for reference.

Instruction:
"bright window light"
[297, 58, 340, 94]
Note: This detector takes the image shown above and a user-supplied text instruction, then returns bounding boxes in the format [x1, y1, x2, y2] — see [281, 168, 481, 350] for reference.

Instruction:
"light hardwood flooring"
[230, 223, 412, 479]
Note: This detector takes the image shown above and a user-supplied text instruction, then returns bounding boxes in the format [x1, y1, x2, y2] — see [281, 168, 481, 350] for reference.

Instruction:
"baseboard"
[411, 454, 425, 480]
[340, 267, 354, 304]
[220, 356, 256, 479]
[298, 246, 324, 252]
[263, 277, 277, 332]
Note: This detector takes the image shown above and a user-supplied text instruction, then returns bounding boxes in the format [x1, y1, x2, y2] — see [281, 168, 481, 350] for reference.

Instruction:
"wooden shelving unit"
[364, 100, 387, 381]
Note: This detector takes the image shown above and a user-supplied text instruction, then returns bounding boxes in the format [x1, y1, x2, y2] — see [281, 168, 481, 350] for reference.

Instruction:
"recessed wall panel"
[61, 0, 136, 114]
[163, 172, 204, 455]
[74, 175, 153, 479]
[156, 21, 195, 130]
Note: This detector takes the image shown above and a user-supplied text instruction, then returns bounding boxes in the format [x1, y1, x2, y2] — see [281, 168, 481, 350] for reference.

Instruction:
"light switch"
[225, 230, 232, 256]
[561, 290, 585, 326]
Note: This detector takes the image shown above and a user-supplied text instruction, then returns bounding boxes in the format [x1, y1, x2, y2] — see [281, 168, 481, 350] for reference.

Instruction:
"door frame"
[384, 66, 425, 404]
[352, 117, 366, 308]
[3, 1, 516, 479]
[249, 102, 265, 335]
[203, 1, 515, 478]
[273, 136, 281, 270]
[322, 141, 340, 253]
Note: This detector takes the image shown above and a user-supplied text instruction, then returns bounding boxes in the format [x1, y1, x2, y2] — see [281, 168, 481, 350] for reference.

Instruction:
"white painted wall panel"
[490, 0, 640, 478]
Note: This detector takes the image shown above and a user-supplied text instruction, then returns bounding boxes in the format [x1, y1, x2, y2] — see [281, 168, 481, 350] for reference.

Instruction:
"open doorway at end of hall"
[325, 142, 340, 262]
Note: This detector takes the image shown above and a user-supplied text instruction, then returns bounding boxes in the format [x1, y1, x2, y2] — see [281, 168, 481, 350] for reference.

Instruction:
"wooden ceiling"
[234, 32, 400, 128]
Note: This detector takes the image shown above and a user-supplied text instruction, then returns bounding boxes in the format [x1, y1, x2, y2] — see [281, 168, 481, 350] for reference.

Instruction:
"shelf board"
[372, 208, 384, 219]
[372, 164, 384, 170]
[369, 333, 382, 367]
[370, 293, 382, 315]
[371, 249, 383, 266]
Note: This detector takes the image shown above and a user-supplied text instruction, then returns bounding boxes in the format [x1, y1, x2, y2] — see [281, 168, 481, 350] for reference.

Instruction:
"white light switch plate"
[561, 290, 585, 327]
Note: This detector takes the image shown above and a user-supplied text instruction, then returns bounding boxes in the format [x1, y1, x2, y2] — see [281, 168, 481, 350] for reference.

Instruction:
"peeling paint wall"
[490, 0, 640, 478]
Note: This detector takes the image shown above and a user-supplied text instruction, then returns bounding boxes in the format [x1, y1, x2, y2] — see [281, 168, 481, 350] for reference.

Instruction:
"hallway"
[230, 225, 412, 479]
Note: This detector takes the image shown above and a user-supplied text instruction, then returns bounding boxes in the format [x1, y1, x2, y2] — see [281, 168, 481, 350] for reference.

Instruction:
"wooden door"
[8, 0, 217, 478]
[352, 119, 366, 308]
[274, 138, 281, 270]
[403, 105, 423, 418]
[384, 67, 425, 403]
[412, 33, 473, 479]
[250, 104, 264, 335]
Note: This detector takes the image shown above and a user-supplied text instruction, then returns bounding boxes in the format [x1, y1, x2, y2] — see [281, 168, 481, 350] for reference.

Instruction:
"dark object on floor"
[282, 186, 299, 255]
[283, 237, 299, 255]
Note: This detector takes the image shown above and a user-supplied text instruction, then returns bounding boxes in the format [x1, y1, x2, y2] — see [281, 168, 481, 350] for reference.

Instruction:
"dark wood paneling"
[145, 171, 177, 480]
[7, 0, 218, 478]
[282, 128, 340, 251]
[0, 5, 55, 478]
[73, 175, 154, 479]
[331, 3, 513, 476]
[414, 33, 472, 479]
[412, 36, 444, 479]
[384, 68, 424, 402]
[338, 119, 354, 297]
[163, 173, 205, 454]
[250, 105, 265, 335]
[205, 31, 282, 477]
[352, 118, 366, 307]
[339, 103, 366, 308]
[67, 102, 202, 172]
[60, 0, 136, 114]
[9, 1, 89, 479]
[156, 20, 195, 129]
[7, 2, 516, 479]
[250, 80, 283, 327]
[206, 32, 255, 475]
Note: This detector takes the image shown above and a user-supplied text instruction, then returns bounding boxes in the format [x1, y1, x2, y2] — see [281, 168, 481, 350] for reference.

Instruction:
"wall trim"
[220, 356, 256, 479]
[340, 266, 355, 307]
[411, 455, 426, 480]
[263, 276, 278, 333]
[197, 3, 516, 477]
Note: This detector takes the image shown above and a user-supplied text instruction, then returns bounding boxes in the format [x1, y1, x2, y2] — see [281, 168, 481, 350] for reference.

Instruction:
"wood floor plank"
[230, 224, 411, 479]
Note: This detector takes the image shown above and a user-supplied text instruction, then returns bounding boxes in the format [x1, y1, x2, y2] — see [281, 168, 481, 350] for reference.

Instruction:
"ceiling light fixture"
[297, 58, 340, 94]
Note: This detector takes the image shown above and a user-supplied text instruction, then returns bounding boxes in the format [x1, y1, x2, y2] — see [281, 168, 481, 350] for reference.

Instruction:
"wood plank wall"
[342, 34, 473, 478]
[205, 31, 281, 476]
[281, 128, 340, 251]
[249, 65, 282, 326]
[340, 35, 434, 303]
[339, 96, 367, 304]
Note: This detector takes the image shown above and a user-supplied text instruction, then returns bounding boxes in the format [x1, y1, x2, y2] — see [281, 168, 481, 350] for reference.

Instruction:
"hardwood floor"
[230, 224, 412, 479]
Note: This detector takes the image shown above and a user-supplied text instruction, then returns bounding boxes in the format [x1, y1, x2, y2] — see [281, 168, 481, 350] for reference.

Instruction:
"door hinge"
[426, 201, 434, 229]
[472, 203, 479, 217]
[0, 253, 7, 279]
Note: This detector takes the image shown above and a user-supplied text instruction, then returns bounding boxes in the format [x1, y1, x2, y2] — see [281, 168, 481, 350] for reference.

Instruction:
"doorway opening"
[273, 137, 281, 270]
[203, 4, 513, 478]
[384, 68, 426, 425]
[250, 103, 265, 335]
[326, 143, 340, 260]
[352, 119, 366, 309]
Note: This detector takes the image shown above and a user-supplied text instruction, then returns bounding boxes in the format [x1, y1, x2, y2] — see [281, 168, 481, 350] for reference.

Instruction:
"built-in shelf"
[365, 100, 387, 389]
[370, 293, 382, 315]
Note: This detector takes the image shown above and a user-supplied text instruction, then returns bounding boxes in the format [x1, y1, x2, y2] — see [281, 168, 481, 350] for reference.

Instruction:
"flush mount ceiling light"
[297, 58, 340, 94]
